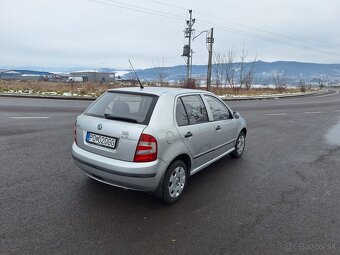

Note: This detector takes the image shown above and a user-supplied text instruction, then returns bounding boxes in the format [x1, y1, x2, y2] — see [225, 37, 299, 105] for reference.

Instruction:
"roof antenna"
[128, 59, 144, 89]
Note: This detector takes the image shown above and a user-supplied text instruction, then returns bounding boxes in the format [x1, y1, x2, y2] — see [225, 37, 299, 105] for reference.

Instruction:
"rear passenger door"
[204, 95, 238, 158]
[175, 95, 215, 170]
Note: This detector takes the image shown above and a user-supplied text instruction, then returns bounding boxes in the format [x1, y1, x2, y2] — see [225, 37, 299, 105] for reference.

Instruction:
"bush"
[300, 86, 306, 92]
[184, 79, 196, 89]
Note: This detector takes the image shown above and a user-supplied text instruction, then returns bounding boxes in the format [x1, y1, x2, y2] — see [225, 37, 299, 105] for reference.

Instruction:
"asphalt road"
[1, 90, 340, 255]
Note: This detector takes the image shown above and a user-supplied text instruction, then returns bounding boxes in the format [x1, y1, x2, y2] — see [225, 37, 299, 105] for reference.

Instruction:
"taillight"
[134, 134, 157, 162]
[74, 120, 77, 145]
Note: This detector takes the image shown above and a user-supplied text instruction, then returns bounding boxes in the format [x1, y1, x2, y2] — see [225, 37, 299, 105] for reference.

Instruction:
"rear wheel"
[231, 132, 246, 158]
[162, 160, 187, 204]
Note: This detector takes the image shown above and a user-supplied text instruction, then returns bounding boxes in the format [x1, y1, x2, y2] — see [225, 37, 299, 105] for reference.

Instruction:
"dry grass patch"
[0, 80, 316, 97]
[209, 86, 313, 96]
[0, 80, 120, 97]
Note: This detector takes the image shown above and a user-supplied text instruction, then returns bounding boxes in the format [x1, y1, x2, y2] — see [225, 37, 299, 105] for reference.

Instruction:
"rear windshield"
[84, 91, 158, 125]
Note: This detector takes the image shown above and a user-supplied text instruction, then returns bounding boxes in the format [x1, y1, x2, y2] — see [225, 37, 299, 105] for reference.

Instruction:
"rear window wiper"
[104, 113, 138, 123]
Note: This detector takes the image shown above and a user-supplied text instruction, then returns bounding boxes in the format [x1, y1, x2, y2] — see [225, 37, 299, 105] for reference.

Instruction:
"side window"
[175, 98, 189, 126]
[205, 95, 231, 121]
[181, 95, 209, 125]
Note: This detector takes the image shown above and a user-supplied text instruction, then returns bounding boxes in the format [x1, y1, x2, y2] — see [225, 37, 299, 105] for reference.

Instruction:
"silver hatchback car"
[72, 87, 247, 203]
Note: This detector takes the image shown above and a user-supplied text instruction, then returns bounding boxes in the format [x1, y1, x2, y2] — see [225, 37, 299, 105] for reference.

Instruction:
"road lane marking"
[264, 113, 287, 116]
[303, 111, 322, 114]
[280, 89, 338, 101]
[334, 110, 340, 112]
[11, 117, 50, 119]
[306, 90, 339, 98]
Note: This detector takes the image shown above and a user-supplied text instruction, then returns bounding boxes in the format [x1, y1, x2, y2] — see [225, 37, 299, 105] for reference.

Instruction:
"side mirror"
[233, 112, 240, 119]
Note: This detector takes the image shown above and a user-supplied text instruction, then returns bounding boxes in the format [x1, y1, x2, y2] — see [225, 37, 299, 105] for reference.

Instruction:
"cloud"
[1, 0, 340, 69]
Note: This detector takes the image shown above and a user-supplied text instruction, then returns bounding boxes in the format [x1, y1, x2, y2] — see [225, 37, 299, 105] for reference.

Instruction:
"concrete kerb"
[220, 88, 326, 101]
[0, 88, 326, 101]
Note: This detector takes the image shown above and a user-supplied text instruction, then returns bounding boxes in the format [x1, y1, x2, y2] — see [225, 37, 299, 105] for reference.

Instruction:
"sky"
[1, 0, 340, 70]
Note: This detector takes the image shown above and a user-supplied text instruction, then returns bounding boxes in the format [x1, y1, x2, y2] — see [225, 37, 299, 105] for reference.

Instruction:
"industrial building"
[69, 71, 115, 83]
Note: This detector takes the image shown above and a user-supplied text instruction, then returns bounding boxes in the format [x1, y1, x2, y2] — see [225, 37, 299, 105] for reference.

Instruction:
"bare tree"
[299, 76, 306, 92]
[213, 52, 227, 86]
[317, 75, 328, 89]
[238, 44, 257, 90]
[243, 65, 255, 90]
[213, 45, 257, 90]
[272, 71, 287, 92]
[238, 44, 247, 89]
[154, 58, 169, 86]
[242, 56, 257, 90]
[225, 49, 237, 90]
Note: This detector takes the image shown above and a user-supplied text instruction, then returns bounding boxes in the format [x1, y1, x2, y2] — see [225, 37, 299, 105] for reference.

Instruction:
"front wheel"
[231, 132, 246, 158]
[162, 160, 187, 204]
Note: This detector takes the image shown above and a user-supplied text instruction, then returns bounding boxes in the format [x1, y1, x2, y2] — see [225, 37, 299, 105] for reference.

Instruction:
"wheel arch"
[170, 153, 192, 176]
[240, 127, 247, 136]
[154, 153, 192, 199]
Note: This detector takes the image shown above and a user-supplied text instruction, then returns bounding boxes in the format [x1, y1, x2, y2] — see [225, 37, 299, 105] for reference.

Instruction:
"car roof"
[108, 86, 211, 96]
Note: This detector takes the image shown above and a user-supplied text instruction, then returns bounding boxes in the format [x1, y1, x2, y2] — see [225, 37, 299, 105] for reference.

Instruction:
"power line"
[197, 19, 340, 57]
[195, 11, 329, 50]
[86, 0, 184, 21]
[198, 20, 307, 48]
[84, 0, 340, 57]
[143, 0, 188, 11]
[137, 0, 339, 54]
[104, 0, 185, 19]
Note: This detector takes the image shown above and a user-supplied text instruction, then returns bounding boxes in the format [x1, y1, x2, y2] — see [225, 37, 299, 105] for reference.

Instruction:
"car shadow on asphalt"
[79, 177, 164, 207]
[75, 154, 247, 210]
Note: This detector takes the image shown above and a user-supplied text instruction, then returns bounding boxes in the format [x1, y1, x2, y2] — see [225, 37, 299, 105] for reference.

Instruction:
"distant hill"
[130, 61, 340, 84]
[0, 66, 119, 73]
[2, 61, 340, 84]
[13, 70, 52, 75]
[252, 61, 340, 77]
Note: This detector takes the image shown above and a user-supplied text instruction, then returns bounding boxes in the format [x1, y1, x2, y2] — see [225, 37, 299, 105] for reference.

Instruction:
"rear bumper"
[72, 143, 168, 191]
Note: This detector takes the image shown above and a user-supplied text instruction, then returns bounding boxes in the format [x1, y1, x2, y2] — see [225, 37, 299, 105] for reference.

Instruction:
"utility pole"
[182, 10, 195, 82]
[190, 49, 194, 78]
[206, 28, 214, 91]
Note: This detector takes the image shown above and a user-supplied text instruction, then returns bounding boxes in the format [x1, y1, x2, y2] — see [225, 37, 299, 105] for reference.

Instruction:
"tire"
[231, 132, 246, 158]
[162, 160, 187, 204]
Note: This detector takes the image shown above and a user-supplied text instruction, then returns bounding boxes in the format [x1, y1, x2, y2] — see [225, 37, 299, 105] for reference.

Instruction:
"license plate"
[86, 132, 117, 149]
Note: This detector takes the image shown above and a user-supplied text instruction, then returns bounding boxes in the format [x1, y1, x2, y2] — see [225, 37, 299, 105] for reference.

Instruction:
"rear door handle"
[184, 132, 193, 138]
[216, 125, 221, 130]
